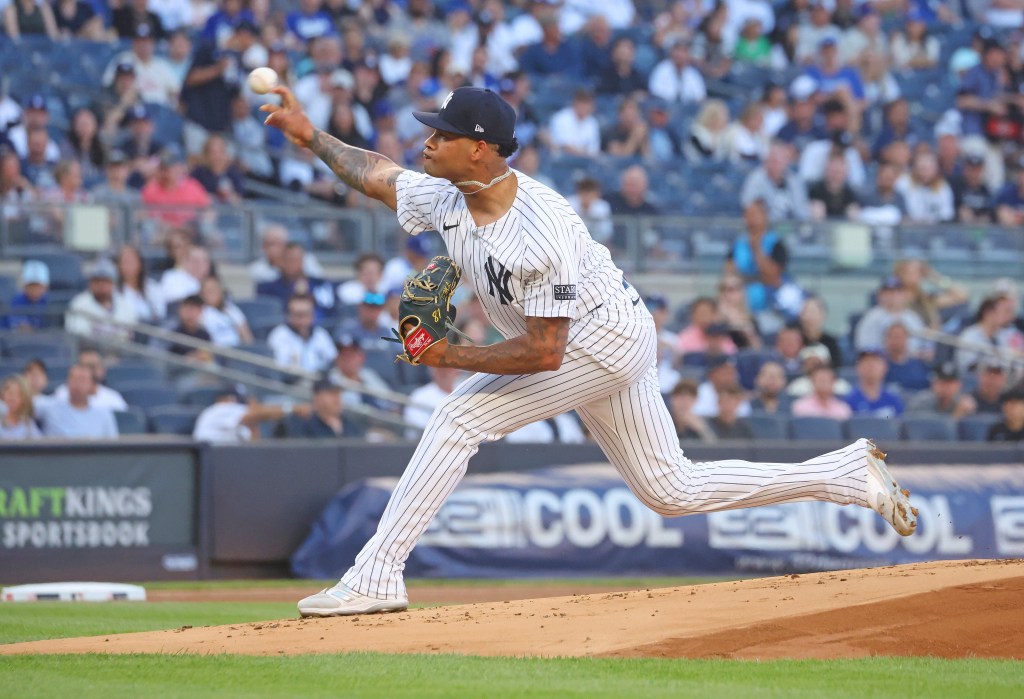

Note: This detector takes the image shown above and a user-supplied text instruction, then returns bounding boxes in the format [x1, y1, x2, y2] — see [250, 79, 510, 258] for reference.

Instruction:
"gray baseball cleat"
[864, 440, 918, 536]
[298, 582, 408, 617]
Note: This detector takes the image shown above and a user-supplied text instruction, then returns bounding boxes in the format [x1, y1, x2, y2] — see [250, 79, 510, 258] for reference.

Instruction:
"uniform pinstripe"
[340, 170, 876, 600]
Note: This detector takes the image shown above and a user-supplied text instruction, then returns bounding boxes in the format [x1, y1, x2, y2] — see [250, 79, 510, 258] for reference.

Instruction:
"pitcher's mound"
[3, 560, 1022, 660]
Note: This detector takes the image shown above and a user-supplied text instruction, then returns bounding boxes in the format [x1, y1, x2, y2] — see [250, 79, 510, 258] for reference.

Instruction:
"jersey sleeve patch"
[553, 284, 577, 300]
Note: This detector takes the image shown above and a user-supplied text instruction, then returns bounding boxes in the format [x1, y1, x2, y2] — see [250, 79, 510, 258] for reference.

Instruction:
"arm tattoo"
[309, 128, 396, 195]
[436, 317, 570, 375]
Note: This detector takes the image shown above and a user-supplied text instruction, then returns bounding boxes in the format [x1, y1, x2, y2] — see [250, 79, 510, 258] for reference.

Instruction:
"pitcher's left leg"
[578, 366, 916, 534]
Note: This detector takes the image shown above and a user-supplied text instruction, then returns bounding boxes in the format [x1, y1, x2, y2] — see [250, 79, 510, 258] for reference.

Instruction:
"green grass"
[0, 602, 293, 645]
[1, 655, 1020, 699]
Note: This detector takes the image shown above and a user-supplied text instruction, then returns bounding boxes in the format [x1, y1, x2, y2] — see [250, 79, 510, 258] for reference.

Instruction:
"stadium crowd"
[1, 0, 1023, 444]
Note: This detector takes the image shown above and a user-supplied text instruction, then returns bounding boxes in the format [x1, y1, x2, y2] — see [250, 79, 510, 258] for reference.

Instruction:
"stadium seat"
[789, 416, 844, 441]
[680, 352, 708, 368]
[113, 408, 147, 435]
[24, 253, 83, 291]
[957, 414, 1001, 442]
[236, 296, 285, 325]
[746, 413, 787, 440]
[844, 415, 901, 443]
[147, 405, 203, 436]
[736, 350, 775, 390]
[1, 334, 74, 361]
[105, 363, 165, 388]
[119, 382, 179, 410]
[901, 416, 956, 442]
[0, 275, 16, 300]
[183, 386, 225, 407]
[363, 349, 402, 388]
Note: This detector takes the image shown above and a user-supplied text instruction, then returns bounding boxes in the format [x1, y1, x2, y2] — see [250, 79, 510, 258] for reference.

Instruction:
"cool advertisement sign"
[0, 450, 197, 580]
[292, 464, 1024, 578]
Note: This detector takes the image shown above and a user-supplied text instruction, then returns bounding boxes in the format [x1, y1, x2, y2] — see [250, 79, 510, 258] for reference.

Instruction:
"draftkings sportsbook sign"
[0, 452, 194, 552]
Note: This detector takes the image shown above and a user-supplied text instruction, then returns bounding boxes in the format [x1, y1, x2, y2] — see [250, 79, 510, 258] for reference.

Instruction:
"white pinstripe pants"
[341, 309, 873, 599]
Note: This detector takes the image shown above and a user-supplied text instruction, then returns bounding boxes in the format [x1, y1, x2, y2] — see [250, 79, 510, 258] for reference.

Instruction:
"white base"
[2, 582, 147, 602]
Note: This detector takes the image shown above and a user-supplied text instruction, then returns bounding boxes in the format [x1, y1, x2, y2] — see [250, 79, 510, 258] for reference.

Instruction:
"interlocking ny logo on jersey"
[484, 256, 513, 305]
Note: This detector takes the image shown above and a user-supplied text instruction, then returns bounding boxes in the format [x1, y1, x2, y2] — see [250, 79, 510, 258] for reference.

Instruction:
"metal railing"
[64, 308, 423, 430]
[3, 201, 1024, 278]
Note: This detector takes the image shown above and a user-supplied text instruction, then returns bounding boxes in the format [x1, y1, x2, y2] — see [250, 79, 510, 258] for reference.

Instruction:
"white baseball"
[247, 67, 279, 95]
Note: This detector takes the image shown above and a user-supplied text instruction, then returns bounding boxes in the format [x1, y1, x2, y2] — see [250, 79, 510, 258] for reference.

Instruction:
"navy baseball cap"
[413, 87, 517, 146]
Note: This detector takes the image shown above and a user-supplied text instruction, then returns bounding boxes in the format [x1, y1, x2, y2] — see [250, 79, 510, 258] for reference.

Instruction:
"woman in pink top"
[141, 148, 212, 226]
[792, 364, 852, 420]
[676, 296, 738, 355]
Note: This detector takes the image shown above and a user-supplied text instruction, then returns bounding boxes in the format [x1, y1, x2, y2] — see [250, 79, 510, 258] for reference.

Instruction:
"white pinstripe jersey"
[395, 169, 639, 340]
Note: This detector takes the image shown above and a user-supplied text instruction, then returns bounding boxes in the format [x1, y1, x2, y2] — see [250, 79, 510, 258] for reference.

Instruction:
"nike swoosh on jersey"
[443, 222, 458, 231]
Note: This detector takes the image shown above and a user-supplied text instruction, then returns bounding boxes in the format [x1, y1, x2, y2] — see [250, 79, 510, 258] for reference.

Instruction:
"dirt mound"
[3, 560, 1021, 660]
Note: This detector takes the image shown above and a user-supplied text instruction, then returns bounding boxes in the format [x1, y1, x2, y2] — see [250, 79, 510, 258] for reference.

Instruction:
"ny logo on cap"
[441, 92, 454, 110]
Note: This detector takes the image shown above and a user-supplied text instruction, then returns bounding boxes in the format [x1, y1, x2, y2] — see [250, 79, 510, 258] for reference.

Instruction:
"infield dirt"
[2, 559, 1021, 660]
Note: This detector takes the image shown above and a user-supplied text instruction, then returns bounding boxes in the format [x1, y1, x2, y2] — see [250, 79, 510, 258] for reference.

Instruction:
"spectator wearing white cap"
[3, 259, 49, 331]
[776, 76, 826, 152]
[65, 258, 138, 342]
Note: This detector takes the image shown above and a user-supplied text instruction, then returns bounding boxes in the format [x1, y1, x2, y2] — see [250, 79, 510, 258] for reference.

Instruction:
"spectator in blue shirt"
[776, 76, 826, 151]
[286, 0, 338, 47]
[956, 38, 1010, 139]
[883, 322, 930, 392]
[257, 243, 336, 323]
[804, 36, 865, 105]
[4, 260, 49, 331]
[846, 349, 905, 418]
[201, 0, 256, 48]
[995, 157, 1024, 227]
[518, 15, 583, 79]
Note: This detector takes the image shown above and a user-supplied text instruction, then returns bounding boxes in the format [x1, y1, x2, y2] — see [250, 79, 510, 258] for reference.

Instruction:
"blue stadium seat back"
[746, 413, 787, 440]
[847, 311, 864, 345]
[789, 416, 844, 441]
[901, 416, 956, 442]
[844, 415, 901, 442]
[236, 296, 285, 325]
[147, 405, 203, 436]
[0, 359, 23, 379]
[680, 352, 708, 368]
[633, 42, 661, 76]
[2, 335, 73, 361]
[0, 275, 16, 300]
[183, 386, 226, 407]
[836, 335, 854, 366]
[43, 360, 72, 392]
[362, 349, 402, 388]
[106, 363, 165, 388]
[225, 344, 283, 380]
[726, 63, 771, 90]
[957, 414, 1001, 442]
[119, 383, 180, 409]
[113, 408, 147, 435]
[25, 253, 84, 292]
[148, 104, 185, 148]
[736, 350, 775, 390]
